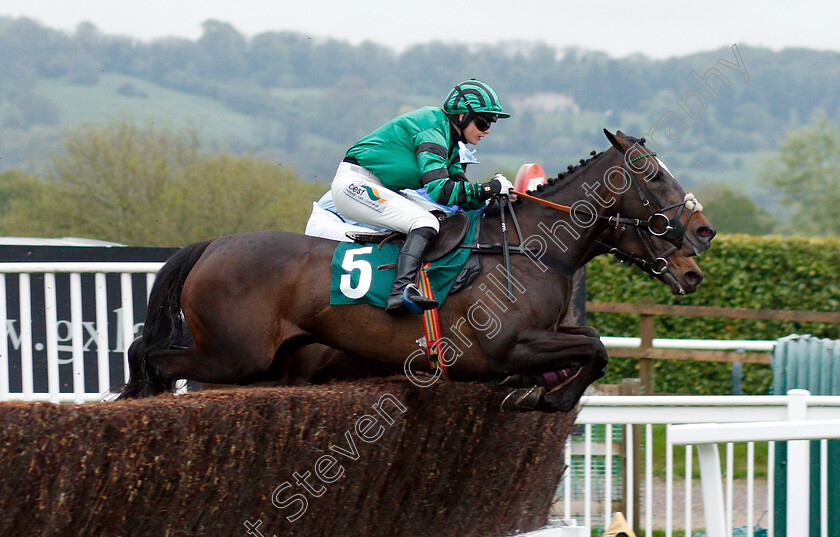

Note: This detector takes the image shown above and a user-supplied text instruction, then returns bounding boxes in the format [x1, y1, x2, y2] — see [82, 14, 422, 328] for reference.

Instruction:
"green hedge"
[586, 234, 840, 394]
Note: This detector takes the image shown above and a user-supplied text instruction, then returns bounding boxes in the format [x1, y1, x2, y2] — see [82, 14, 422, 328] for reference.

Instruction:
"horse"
[115, 130, 716, 412]
[228, 216, 708, 394]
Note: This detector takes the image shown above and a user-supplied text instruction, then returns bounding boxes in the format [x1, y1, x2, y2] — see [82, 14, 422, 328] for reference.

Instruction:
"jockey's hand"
[495, 174, 514, 195]
[483, 174, 514, 198]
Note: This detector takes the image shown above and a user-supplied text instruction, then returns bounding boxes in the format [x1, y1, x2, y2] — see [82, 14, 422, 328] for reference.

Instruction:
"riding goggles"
[472, 112, 497, 131]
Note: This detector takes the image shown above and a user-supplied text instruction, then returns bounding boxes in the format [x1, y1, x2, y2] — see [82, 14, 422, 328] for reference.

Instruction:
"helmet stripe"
[456, 87, 487, 108]
[461, 80, 497, 107]
[444, 79, 507, 118]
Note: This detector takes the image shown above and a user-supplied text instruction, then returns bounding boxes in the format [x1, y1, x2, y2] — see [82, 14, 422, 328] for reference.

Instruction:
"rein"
[507, 188, 675, 275]
[510, 188, 669, 234]
[509, 189, 572, 213]
[509, 147, 703, 270]
[508, 154, 673, 233]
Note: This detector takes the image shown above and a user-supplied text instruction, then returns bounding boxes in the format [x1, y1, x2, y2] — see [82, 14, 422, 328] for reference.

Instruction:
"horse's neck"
[514, 151, 619, 270]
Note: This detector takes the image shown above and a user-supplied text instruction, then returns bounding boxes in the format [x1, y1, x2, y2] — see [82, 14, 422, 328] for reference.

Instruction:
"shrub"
[587, 234, 840, 394]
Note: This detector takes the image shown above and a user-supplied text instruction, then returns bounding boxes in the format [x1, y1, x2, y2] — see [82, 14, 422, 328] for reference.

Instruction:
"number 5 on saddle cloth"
[329, 210, 482, 308]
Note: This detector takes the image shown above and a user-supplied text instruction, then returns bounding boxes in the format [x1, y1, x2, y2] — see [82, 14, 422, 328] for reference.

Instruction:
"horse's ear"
[603, 128, 622, 151]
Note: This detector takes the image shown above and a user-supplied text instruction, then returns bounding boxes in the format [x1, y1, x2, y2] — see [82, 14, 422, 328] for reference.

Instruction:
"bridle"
[622, 150, 703, 247]
[602, 229, 672, 276]
[465, 142, 705, 299]
[510, 145, 704, 276]
[611, 148, 704, 274]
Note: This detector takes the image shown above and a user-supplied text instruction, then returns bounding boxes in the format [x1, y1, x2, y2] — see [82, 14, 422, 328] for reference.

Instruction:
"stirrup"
[402, 284, 438, 314]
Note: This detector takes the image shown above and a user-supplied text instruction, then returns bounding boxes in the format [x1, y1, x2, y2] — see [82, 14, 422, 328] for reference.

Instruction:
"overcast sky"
[3, 0, 839, 59]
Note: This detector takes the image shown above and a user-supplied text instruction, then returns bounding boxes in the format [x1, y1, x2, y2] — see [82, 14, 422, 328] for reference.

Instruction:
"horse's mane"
[520, 133, 648, 199]
[517, 149, 605, 203]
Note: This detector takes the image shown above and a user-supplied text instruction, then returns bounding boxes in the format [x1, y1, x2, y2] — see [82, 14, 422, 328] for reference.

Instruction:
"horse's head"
[592, 225, 704, 295]
[603, 129, 716, 256]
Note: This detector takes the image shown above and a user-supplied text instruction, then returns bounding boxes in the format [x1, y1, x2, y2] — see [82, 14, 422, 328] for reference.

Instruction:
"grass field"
[37, 74, 259, 145]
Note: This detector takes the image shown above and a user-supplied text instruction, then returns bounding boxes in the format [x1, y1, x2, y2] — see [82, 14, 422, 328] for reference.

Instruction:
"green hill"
[38, 74, 256, 136]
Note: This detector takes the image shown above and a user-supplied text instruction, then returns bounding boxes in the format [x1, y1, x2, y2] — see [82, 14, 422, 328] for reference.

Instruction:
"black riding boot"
[385, 226, 439, 314]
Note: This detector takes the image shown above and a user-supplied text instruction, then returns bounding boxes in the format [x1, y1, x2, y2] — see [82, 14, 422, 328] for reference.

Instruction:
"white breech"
[330, 162, 440, 234]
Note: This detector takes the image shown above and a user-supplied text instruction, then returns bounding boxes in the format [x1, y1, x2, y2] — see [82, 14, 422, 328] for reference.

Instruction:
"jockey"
[331, 79, 513, 314]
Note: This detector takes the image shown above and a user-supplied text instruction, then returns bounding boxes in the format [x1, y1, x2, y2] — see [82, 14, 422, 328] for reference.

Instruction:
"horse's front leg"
[498, 326, 608, 413]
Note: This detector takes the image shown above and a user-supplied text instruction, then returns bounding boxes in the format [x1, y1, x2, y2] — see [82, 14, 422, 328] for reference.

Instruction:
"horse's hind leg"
[146, 346, 241, 386]
[142, 347, 199, 389]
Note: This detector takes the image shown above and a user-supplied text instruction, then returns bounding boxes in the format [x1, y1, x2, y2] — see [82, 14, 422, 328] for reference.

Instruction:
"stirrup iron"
[402, 283, 438, 314]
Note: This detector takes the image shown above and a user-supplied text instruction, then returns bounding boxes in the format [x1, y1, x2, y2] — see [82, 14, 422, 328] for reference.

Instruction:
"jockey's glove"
[480, 174, 514, 199]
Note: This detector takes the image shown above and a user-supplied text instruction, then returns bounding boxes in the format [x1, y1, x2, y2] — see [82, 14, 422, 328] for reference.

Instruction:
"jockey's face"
[459, 113, 491, 145]
[458, 114, 490, 145]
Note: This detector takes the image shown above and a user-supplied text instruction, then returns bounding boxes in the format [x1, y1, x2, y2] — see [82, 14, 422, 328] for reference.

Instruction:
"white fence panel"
[562, 391, 840, 536]
[0, 262, 163, 402]
[671, 412, 840, 537]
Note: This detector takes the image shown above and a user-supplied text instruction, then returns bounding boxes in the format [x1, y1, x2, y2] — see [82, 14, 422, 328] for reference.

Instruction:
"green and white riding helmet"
[443, 79, 510, 130]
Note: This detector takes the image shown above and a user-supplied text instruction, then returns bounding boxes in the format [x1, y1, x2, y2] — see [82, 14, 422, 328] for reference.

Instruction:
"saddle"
[344, 211, 471, 262]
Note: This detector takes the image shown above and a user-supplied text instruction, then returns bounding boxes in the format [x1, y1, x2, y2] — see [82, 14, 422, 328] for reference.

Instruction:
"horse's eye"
[646, 171, 660, 182]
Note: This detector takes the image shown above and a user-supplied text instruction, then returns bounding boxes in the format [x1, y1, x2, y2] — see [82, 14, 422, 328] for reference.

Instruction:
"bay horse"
[233, 219, 708, 394]
[116, 130, 715, 412]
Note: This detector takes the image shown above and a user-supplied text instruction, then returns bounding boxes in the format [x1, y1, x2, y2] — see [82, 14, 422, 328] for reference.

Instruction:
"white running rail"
[563, 391, 840, 536]
[669, 389, 840, 537]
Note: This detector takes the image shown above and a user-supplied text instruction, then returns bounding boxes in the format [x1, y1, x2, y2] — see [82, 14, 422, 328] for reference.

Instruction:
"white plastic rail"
[668, 390, 840, 537]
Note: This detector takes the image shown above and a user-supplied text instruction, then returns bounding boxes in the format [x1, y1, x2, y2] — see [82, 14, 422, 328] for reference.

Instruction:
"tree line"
[4, 15, 840, 156]
[0, 115, 835, 246]
[0, 119, 325, 246]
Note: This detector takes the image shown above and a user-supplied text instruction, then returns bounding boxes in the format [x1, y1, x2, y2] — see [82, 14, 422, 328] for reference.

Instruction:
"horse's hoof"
[541, 389, 581, 413]
[500, 386, 545, 412]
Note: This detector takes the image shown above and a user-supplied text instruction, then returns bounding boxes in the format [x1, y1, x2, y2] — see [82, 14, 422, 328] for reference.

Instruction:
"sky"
[3, 0, 840, 59]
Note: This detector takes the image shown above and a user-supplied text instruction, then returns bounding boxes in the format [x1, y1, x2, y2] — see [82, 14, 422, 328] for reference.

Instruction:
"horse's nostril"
[686, 270, 704, 286]
[698, 225, 716, 240]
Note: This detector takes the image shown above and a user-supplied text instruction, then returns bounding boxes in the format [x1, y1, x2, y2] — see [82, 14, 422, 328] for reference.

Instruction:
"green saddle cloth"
[330, 211, 480, 307]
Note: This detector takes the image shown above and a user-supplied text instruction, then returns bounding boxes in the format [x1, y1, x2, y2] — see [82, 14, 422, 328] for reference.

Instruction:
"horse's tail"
[115, 240, 213, 399]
